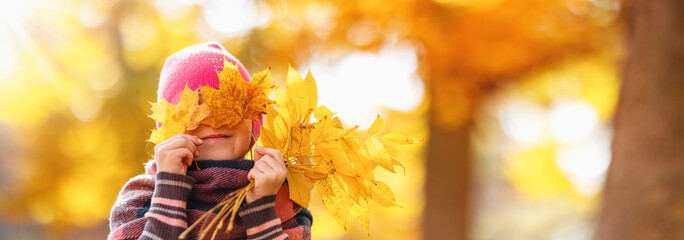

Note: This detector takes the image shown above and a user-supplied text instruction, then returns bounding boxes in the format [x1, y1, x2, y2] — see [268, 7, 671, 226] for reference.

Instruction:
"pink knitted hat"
[157, 42, 262, 140]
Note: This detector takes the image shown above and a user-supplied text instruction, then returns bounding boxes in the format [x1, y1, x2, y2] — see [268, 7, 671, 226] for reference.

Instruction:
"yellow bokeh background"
[0, 0, 621, 239]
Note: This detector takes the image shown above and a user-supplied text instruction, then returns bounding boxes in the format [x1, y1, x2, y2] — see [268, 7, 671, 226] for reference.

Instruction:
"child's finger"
[179, 134, 202, 155]
[262, 154, 286, 173]
[254, 146, 265, 160]
[153, 140, 167, 152]
[254, 145, 267, 156]
[162, 136, 198, 156]
[255, 146, 283, 162]
[255, 156, 276, 173]
[153, 133, 183, 152]
[185, 134, 203, 146]
[171, 135, 199, 156]
[247, 168, 265, 182]
[173, 148, 194, 166]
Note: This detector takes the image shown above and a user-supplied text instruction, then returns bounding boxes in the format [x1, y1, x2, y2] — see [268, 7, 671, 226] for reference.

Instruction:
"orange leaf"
[149, 85, 209, 144]
[199, 58, 274, 129]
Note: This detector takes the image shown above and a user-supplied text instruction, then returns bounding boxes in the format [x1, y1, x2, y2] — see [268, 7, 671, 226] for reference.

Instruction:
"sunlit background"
[0, 0, 621, 239]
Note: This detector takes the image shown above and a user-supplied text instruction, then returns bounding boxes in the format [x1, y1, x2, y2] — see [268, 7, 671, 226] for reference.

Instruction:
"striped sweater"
[109, 160, 312, 240]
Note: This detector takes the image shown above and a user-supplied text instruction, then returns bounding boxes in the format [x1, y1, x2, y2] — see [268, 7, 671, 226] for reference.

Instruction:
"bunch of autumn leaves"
[149, 59, 421, 237]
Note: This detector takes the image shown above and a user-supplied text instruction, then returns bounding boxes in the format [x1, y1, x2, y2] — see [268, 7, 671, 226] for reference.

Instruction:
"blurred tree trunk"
[424, 123, 471, 240]
[595, 0, 684, 239]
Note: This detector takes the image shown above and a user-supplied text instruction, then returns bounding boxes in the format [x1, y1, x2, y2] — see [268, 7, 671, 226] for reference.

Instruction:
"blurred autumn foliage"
[0, 0, 624, 239]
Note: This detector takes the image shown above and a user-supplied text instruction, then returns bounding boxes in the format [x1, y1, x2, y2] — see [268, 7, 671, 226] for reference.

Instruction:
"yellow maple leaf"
[285, 66, 318, 120]
[149, 85, 210, 144]
[199, 58, 275, 129]
[260, 106, 285, 149]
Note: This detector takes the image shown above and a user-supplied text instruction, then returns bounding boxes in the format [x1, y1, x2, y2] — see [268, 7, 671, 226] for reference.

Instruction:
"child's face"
[187, 119, 253, 160]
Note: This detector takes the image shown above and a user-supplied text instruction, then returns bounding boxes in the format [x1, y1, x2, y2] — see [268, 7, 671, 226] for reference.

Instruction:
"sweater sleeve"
[138, 171, 195, 240]
[282, 208, 312, 240]
[238, 195, 290, 240]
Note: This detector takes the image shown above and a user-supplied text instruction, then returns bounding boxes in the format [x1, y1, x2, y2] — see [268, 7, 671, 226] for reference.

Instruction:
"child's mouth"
[201, 134, 231, 140]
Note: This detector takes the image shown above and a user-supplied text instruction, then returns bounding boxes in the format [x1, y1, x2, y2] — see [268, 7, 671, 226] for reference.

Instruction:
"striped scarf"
[109, 160, 311, 240]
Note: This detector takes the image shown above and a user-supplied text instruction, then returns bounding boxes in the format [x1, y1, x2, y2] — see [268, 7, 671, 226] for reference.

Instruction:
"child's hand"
[154, 134, 204, 175]
[246, 146, 287, 203]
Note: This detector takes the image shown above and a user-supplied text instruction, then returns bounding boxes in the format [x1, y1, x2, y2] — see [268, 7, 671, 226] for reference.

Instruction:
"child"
[109, 42, 312, 240]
